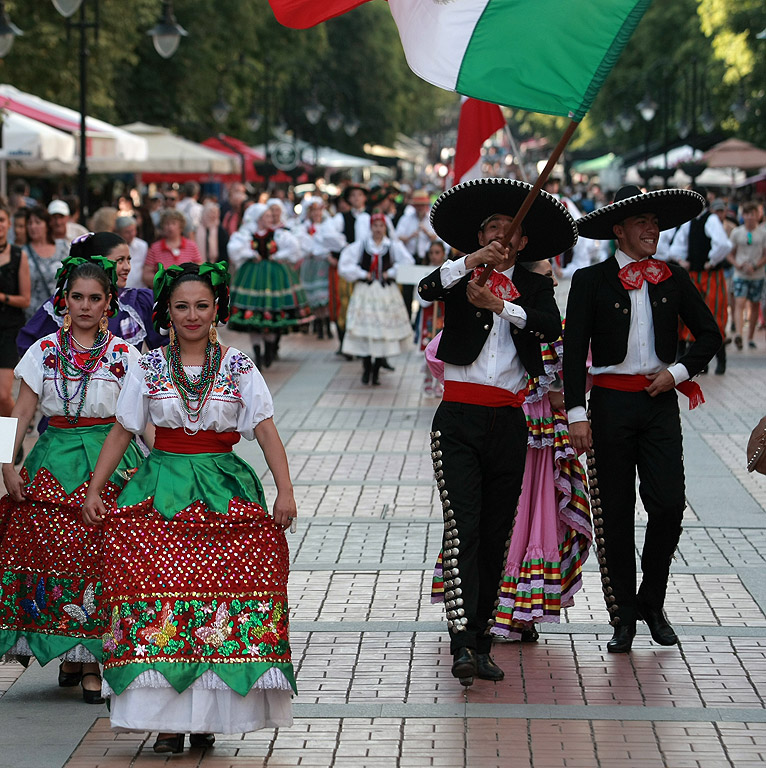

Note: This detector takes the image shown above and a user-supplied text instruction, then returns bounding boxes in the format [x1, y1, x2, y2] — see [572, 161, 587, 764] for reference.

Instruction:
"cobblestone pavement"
[2, 307, 766, 768]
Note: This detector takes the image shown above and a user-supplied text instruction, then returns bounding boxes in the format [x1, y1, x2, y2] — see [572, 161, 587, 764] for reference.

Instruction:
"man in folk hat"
[564, 185, 722, 654]
[330, 184, 370, 354]
[418, 178, 575, 685]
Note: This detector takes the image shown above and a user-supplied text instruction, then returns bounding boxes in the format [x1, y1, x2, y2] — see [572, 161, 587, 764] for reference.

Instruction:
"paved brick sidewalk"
[2, 314, 766, 768]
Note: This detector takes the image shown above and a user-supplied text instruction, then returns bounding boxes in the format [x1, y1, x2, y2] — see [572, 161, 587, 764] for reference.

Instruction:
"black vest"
[687, 212, 721, 271]
[360, 247, 392, 279]
[342, 211, 357, 244]
[251, 230, 275, 260]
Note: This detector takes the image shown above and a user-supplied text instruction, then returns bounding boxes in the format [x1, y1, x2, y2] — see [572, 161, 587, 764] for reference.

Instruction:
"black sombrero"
[576, 185, 705, 240]
[429, 178, 577, 261]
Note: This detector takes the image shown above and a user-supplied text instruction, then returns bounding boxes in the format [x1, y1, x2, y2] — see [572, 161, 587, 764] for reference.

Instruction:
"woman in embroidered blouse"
[17, 232, 166, 357]
[83, 261, 296, 754]
[0, 252, 143, 704]
[339, 212, 414, 384]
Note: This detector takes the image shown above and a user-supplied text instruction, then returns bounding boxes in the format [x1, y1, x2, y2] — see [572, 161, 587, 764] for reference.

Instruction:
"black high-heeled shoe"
[153, 733, 185, 754]
[189, 733, 215, 748]
[80, 671, 105, 704]
[58, 661, 82, 687]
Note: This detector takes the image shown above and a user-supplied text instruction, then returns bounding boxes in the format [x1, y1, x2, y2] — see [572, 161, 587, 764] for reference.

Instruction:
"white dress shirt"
[440, 256, 529, 394]
[568, 249, 689, 424]
[669, 212, 732, 267]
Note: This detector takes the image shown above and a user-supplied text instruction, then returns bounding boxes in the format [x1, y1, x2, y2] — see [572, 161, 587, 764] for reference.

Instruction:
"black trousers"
[431, 400, 527, 653]
[589, 387, 686, 625]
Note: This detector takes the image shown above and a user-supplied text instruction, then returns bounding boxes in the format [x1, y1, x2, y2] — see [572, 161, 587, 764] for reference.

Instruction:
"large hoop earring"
[99, 315, 109, 333]
[169, 325, 176, 346]
[209, 324, 218, 345]
[62, 313, 72, 333]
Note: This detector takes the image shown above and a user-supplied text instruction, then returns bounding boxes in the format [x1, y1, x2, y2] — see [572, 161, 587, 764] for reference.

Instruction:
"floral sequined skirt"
[0, 424, 142, 664]
[101, 449, 296, 700]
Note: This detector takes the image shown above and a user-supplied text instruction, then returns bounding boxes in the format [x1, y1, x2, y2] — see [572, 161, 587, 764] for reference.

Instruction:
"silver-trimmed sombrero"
[576, 185, 705, 240]
[429, 178, 578, 262]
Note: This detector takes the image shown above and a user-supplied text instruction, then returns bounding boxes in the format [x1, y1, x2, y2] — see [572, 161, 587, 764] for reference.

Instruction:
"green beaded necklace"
[56, 328, 111, 424]
[166, 336, 222, 429]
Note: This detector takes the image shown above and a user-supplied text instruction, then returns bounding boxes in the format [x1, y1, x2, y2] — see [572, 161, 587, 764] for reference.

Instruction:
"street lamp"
[0, 2, 22, 58]
[147, 0, 188, 60]
[602, 117, 617, 138]
[344, 116, 360, 137]
[52, 0, 185, 222]
[637, 93, 658, 123]
[326, 109, 343, 133]
[304, 99, 324, 126]
[212, 88, 232, 124]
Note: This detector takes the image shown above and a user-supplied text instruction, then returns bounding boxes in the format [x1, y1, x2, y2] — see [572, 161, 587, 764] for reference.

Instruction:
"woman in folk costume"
[339, 213, 414, 385]
[227, 202, 312, 369]
[296, 196, 347, 339]
[0, 247, 143, 704]
[82, 261, 296, 754]
[17, 231, 167, 356]
[489, 259, 592, 641]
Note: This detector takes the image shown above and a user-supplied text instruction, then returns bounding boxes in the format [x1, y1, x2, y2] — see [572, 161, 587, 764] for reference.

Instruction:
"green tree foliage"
[0, 0, 448, 152]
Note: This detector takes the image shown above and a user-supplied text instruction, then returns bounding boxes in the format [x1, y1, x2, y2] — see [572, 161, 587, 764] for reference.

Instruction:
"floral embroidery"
[43, 352, 57, 370]
[40, 339, 55, 351]
[113, 343, 129, 354]
[109, 361, 126, 379]
[103, 596, 290, 664]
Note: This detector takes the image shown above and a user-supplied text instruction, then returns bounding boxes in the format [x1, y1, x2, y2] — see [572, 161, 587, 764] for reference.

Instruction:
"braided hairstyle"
[52, 232, 123, 316]
[151, 261, 231, 333]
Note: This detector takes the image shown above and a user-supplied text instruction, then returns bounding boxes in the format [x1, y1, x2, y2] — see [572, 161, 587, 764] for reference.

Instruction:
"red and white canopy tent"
[0, 84, 147, 172]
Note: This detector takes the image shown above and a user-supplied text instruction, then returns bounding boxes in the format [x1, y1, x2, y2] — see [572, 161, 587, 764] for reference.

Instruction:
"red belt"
[592, 373, 704, 410]
[443, 380, 525, 408]
[154, 427, 241, 454]
[48, 416, 116, 429]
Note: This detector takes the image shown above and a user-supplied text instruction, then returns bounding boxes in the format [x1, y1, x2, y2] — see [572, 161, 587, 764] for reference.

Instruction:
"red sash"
[154, 427, 241, 454]
[443, 381, 525, 408]
[48, 416, 116, 429]
[592, 373, 704, 410]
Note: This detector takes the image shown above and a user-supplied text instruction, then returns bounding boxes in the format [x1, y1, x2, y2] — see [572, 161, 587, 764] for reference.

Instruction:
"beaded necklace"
[55, 327, 111, 424]
[166, 338, 222, 433]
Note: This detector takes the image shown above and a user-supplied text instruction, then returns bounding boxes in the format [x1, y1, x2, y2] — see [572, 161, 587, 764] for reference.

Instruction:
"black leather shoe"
[476, 653, 504, 681]
[638, 605, 678, 645]
[58, 661, 82, 687]
[189, 733, 215, 748]
[606, 623, 636, 653]
[520, 626, 539, 643]
[153, 733, 185, 754]
[451, 647, 477, 686]
[80, 672, 105, 704]
[379, 358, 395, 371]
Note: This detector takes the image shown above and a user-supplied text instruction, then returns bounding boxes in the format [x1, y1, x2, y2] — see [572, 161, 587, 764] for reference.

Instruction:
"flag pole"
[476, 119, 579, 287]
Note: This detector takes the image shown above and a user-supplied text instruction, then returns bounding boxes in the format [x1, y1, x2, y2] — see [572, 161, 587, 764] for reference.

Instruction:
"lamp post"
[0, 2, 22, 58]
[303, 97, 324, 167]
[52, 0, 186, 222]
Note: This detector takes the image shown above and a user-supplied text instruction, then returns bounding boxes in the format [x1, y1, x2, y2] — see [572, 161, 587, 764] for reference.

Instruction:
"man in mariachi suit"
[418, 178, 576, 685]
[564, 186, 722, 654]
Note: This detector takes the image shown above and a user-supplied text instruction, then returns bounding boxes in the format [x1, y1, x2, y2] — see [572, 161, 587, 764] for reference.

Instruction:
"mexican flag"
[388, 0, 652, 121]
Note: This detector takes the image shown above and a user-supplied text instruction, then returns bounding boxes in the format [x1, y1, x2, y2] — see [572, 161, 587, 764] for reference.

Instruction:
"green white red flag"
[387, 0, 652, 121]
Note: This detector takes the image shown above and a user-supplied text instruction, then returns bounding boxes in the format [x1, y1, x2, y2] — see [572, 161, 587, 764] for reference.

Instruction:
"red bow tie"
[618, 259, 672, 291]
[472, 266, 520, 301]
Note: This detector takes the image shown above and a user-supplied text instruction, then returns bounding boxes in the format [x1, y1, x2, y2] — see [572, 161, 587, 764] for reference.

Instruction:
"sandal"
[58, 661, 82, 687]
[80, 671, 104, 705]
[189, 733, 215, 748]
[153, 733, 185, 754]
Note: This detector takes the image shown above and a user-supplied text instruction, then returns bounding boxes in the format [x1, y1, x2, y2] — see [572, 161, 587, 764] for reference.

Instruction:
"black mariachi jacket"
[563, 255, 723, 411]
[418, 261, 561, 379]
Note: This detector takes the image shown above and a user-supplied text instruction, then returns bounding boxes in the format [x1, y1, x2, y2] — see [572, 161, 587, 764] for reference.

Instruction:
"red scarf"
[618, 259, 672, 291]
[471, 266, 520, 301]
